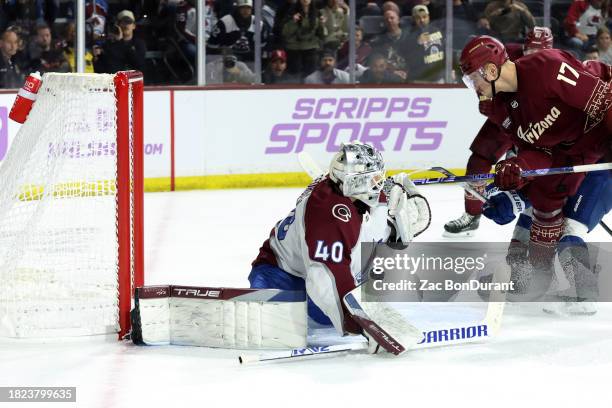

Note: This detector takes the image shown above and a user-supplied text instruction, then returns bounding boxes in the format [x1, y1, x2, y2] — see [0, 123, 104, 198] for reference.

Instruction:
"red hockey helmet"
[460, 35, 508, 75]
[525, 26, 553, 51]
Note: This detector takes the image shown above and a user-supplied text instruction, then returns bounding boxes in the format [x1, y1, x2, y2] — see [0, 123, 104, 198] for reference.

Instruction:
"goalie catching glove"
[385, 173, 431, 243]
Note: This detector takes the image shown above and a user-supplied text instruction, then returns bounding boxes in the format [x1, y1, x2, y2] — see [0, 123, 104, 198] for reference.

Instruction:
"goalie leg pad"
[132, 285, 307, 349]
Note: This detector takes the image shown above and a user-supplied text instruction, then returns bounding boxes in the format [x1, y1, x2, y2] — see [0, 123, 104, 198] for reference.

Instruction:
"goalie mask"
[329, 142, 385, 207]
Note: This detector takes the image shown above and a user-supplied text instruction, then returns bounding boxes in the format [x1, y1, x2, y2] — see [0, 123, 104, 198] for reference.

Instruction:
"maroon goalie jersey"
[253, 177, 391, 334]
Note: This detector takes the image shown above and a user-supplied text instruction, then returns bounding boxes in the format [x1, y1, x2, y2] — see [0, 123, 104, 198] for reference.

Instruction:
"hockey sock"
[464, 182, 486, 215]
[529, 209, 564, 271]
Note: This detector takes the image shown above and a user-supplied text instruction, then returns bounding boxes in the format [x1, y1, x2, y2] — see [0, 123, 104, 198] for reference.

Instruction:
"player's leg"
[443, 153, 488, 236]
[249, 264, 332, 325]
[444, 121, 512, 237]
[545, 170, 612, 315]
[517, 168, 590, 308]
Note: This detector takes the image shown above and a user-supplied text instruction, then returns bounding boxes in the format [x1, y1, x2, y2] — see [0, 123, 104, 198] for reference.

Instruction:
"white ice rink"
[1, 184, 611, 408]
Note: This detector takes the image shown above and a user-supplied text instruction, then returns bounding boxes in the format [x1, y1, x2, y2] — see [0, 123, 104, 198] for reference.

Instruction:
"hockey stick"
[600, 220, 612, 236]
[297, 152, 325, 179]
[428, 166, 489, 204]
[238, 342, 368, 364]
[411, 162, 612, 186]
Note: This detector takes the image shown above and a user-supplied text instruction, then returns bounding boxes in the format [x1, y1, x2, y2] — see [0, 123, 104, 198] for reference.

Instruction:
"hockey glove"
[494, 158, 526, 191]
[483, 185, 529, 225]
[386, 173, 431, 242]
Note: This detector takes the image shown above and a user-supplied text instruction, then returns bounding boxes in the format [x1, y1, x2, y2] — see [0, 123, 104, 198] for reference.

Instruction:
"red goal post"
[116, 71, 145, 339]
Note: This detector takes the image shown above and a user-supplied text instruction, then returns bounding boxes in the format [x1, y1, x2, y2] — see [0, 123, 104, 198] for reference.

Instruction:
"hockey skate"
[542, 296, 597, 316]
[443, 213, 480, 237]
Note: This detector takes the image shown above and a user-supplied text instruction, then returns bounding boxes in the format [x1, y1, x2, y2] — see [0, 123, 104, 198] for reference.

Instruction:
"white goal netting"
[0, 73, 128, 338]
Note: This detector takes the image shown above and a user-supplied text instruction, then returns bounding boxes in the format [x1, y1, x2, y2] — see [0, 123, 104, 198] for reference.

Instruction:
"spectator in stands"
[484, 0, 535, 43]
[405, 4, 445, 82]
[27, 22, 50, 61]
[208, 0, 268, 62]
[584, 43, 600, 59]
[28, 23, 69, 73]
[400, 0, 444, 21]
[6, 25, 29, 72]
[86, 0, 108, 43]
[61, 22, 95, 72]
[370, 8, 409, 81]
[320, 0, 349, 51]
[281, 0, 327, 79]
[271, 0, 297, 49]
[595, 26, 612, 63]
[564, 0, 607, 52]
[262, 49, 297, 83]
[116, 10, 146, 70]
[382, 2, 402, 18]
[0, 29, 24, 88]
[205, 48, 255, 84]
[359, 52, 403, 83]
[304, 48, 350, 83]
[174, 0, 218, 62]
[93, 10, 146, 74]
[337, 25, 372, 70]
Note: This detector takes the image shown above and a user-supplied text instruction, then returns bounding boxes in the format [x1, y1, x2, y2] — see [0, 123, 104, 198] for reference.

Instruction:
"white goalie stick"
[297, 151, 326, 179]
[239, 343, 369, 364]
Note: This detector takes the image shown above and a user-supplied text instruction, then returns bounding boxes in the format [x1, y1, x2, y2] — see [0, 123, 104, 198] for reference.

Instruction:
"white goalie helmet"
[329, 141, 386, 207]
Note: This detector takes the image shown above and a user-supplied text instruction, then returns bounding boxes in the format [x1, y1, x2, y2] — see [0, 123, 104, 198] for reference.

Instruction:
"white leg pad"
[133, 286, 307, 349]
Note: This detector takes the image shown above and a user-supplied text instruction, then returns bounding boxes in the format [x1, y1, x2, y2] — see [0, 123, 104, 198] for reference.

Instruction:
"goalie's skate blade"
[442, 230, 476, 238]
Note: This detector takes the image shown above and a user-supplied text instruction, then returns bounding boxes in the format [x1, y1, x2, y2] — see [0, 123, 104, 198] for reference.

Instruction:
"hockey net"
[0, 71, 144, 338]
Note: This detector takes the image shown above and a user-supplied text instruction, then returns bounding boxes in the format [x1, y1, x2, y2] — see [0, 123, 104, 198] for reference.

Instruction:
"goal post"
[0, 71, 144, 339]
[116, 71, 145, 339]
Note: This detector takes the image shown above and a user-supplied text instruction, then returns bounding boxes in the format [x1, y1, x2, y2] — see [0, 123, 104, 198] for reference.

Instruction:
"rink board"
[0, 86, 485, 190]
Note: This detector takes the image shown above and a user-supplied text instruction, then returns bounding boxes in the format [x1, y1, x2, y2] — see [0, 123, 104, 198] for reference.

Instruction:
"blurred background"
[0, 0, 608, 87]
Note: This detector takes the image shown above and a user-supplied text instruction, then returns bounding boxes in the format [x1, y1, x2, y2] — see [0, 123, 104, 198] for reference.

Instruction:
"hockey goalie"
[132, 142, 431, 354]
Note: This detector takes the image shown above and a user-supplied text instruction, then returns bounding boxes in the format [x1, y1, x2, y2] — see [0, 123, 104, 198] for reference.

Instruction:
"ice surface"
[1, 184, 610, 408]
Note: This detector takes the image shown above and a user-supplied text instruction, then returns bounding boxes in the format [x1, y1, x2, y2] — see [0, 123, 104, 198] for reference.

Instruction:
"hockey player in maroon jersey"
[250, 142, 430, 343]
[444, 27, 554, 236]
[459, 35, 611, 307]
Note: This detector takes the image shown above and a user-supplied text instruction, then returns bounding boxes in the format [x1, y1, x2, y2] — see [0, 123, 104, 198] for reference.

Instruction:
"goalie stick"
[239, 342, 369, 364]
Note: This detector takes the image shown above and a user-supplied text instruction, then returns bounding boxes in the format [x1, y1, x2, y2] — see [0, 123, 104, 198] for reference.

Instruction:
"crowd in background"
[0, 0, 609, 87]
